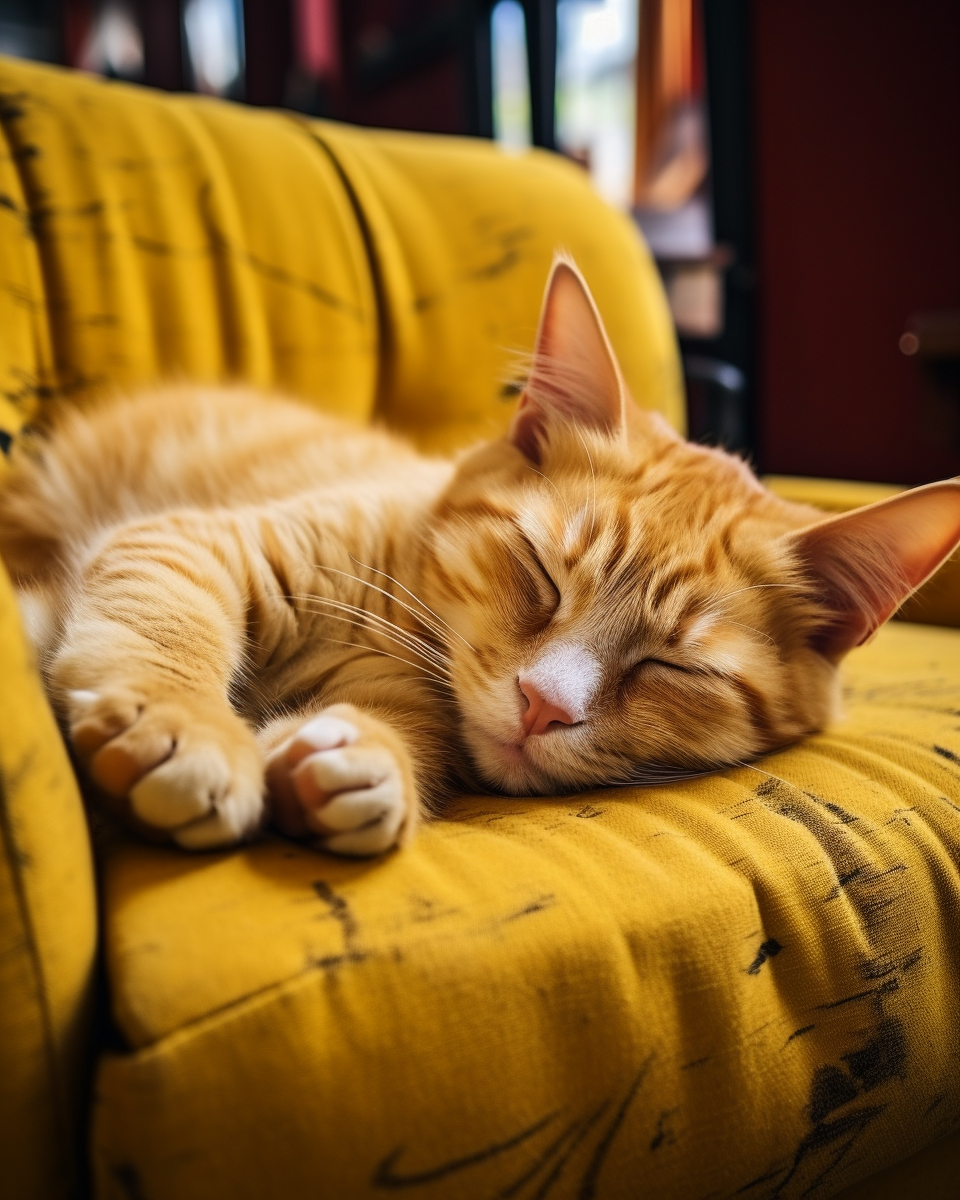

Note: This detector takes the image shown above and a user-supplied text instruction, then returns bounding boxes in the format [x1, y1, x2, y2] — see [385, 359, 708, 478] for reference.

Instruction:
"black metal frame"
[462, 0, 557, 148]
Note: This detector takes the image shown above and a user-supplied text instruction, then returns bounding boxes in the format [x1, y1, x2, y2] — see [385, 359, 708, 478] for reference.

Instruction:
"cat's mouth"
[466, 726, 567, 795]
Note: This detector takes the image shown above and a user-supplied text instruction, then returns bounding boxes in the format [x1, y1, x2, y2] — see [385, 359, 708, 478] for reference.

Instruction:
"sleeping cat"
[2, 257, 959, 856]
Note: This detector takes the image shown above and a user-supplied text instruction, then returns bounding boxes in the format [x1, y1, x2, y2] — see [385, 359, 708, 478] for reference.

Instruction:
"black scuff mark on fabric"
[923, 1093, 946, 1119]
[12, 143, 40, 161]
[573, 803, 604, 818]
[786, 1025, 816, 1045]
[503, 893, 556, 922]
[121, 180, 365, 317]
[310, 879, 366, 968]
[841, 1018, 907, 1091]
[0, 90, 28, 120]
[3, 367, 105, 412]
[407, 894, 460, 924]
[933, 744, 960, 767]
[199, 182, 364, 318]
[884, 807, 916, 827]
[0, 429, 12, 455]
[577, 1055, 655, 1199]
[746, 938, 783, 975]
[771, 1105, 885, 1198]
[501, 1101, 610, 1200]
[681, 1055, 710, 1070]
[860, 947, 922, 981]
[649, 1108, 678, 1151]
[816, 976, 899, 1011]
[809, 1066, 859, 1122]
[734, 1165, 788, 1194]
[372, 1107, 561, 1188]
[462, 225, 533, 282]
[822, 801, 857, 824]
[0, 280, 42, 310]
[110, 1163, 146, 1200]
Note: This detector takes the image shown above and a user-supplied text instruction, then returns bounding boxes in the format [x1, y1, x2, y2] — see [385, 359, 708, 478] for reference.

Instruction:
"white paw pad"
[292, 734, 406, 857]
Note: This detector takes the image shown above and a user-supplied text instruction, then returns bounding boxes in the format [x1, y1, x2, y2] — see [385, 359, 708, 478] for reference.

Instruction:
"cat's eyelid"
[515, 529, 560, 594]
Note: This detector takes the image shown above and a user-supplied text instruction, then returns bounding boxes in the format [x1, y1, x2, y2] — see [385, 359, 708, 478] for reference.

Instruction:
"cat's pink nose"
[519, 678, 577, 737]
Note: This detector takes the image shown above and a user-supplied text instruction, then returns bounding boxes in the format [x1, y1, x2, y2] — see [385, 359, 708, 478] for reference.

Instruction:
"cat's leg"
[259, 703, 421, 857]
[52, 512, 265, 849]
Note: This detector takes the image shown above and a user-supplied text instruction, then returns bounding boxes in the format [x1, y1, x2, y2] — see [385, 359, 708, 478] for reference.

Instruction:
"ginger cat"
[2, 258, 959, 856]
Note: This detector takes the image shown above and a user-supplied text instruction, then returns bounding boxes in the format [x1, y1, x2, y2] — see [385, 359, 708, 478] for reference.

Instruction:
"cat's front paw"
[264, 704, 414, 856]
[66, 688, 265, 849]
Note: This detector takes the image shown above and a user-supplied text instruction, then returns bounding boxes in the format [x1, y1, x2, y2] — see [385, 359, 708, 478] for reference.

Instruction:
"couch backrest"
[0, 55, 684, 452]
[0, 53, 684, 1198]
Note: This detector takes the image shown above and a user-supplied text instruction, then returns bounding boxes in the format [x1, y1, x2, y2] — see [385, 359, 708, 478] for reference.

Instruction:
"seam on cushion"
[292, 120, 390, 418]
[117, 941, 370, 1056]
[0, 756, 73, 1182]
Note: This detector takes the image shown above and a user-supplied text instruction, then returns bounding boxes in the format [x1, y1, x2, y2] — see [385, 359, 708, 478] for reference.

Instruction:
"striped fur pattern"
[2, 259, 958, 855]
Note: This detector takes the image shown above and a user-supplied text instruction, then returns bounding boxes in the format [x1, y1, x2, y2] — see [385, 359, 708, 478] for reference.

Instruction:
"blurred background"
[1, 0, 958, 484]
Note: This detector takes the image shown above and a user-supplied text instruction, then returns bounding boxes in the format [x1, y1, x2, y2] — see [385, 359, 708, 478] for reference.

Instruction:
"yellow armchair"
[1, 56, 958, 1200]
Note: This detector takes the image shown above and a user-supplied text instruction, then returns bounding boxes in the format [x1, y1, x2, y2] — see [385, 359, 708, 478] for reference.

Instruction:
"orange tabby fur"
[2, 259, 958, 855]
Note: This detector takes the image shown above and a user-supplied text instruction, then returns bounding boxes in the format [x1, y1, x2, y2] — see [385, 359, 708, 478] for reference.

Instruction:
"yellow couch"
[1, 56, 958, 1200]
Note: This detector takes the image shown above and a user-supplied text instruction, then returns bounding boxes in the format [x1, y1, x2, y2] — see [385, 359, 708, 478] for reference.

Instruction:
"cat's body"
[2, 259, 959, 856]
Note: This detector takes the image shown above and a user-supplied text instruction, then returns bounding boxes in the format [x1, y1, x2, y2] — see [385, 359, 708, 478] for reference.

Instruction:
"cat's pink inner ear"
[509, 258, 625, 463]
[789, 479, 960, 659]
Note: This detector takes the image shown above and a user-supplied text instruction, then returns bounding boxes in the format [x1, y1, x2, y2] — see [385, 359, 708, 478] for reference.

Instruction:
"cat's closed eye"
[517, 535, 561, 608]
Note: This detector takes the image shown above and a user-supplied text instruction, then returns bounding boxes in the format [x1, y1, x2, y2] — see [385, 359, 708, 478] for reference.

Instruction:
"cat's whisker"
[314, 563, 474, 654]
[717, 583, 797, 602]
[296, 602, 452, 677]
[611, 763, 721, 788]
[313, 636, 455, 690]
[288, 589, 450, 666]
[726, 620, 778, 649]
[731, 759, 797, 792]
[525, 464, 570, 516]
[270, 588, 451, 672]
[347, 556, 476, 653]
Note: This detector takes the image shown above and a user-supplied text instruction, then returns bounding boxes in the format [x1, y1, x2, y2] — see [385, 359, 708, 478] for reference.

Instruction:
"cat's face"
[421, 258, 960, 796]
[424, 416, 832, 794]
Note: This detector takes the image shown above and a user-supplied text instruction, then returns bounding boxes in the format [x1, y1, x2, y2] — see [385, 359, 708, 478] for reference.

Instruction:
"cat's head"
[422, 256, 960, 795]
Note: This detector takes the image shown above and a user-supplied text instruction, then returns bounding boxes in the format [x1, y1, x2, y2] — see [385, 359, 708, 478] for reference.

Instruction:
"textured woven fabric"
[0, 56, 683, 453]
[91, 620, 960, 1199]
[1, 54, 958, 1200]
[0, 559, 96, 1200]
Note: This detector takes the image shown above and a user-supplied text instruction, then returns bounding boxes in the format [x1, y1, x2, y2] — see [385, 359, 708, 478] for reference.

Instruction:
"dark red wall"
[753, 1, 960, 484]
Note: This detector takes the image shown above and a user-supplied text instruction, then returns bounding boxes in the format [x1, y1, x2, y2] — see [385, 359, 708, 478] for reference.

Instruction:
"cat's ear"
[509, 257, 625, 463]
[787, 479, 960, 659]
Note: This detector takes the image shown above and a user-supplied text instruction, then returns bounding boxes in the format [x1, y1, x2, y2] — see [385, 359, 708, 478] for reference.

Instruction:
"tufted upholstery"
[1, 55, 958, 1200]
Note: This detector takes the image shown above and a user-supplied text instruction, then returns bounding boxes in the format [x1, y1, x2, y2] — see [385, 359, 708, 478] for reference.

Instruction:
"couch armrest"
[764, 475, 960, 628]
[0, 560, 97, 1200]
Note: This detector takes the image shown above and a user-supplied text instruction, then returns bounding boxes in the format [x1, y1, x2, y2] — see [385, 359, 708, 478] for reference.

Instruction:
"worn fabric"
[0, 56, 683, 454]
[0, 54, 958, 1200]
[0, 560, 96, 1200]
[90, 620, 960, 1200]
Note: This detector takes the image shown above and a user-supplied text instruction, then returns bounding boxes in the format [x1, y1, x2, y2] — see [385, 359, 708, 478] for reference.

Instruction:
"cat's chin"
[464, 728, 561, 797]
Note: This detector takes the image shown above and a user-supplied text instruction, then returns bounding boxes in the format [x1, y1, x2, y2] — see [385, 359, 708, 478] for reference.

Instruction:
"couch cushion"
[92, 620, 960, 1199]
